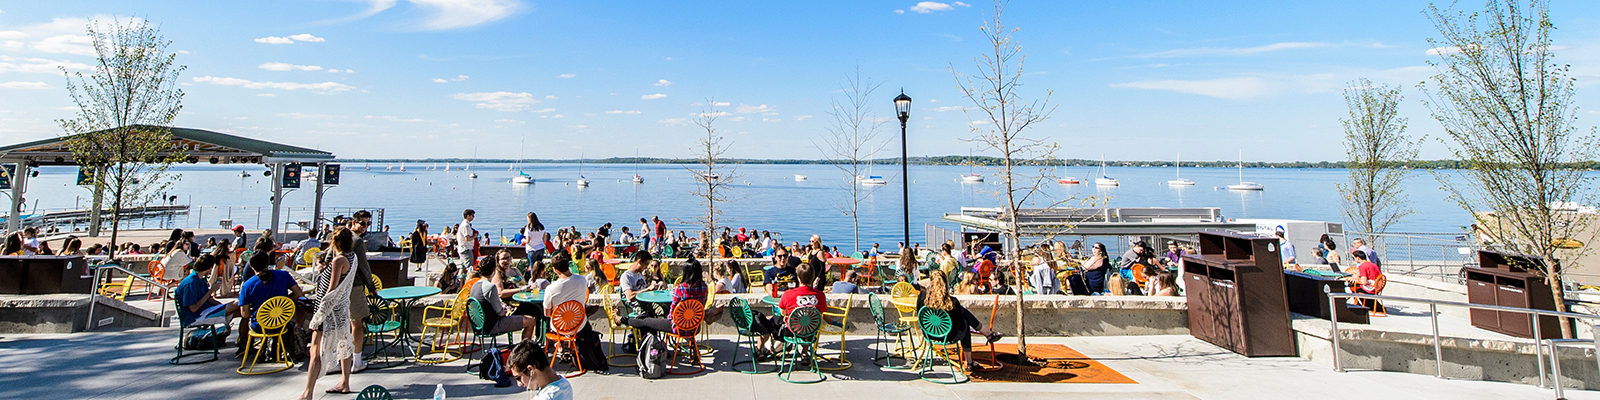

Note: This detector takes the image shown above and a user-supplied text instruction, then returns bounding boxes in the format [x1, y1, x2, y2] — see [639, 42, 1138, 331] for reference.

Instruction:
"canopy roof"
[0, 125, 334, 166]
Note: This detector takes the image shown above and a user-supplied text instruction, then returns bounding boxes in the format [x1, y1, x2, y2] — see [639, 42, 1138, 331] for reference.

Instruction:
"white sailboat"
[859, 175, 887, 185]
[512, 138, 534, 184]
[398, 162, 406, 172]
[960, 148, 984, 182]
[1226, 150, 1264, 191]
[793, 174, 808, 181]
[1094, 154, 1120, 186]
[576, 153, 590, 187]
[1167, 152, 1196, 186]
[631, 149, 644, 184]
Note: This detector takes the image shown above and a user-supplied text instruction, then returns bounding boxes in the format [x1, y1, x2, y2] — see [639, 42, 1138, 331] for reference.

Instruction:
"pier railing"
[1336, 231, 1480, 284]
[41, 205, 385, 234]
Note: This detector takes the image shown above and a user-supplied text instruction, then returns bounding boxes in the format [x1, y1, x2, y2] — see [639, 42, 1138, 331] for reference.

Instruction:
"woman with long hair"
[899, 249, 923, 288]
[408, 220, 429, 264]
[297, 228, 358, 399]
[1319, 234, 1341, 268]
[523, 212, 548, 265]
[918, 268, 1001, 371]
[1080, 243, 1111, 294]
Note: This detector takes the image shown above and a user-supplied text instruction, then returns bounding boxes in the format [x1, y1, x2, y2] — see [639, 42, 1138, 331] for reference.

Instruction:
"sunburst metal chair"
[916, 307, 970, 384]
[237, 296, 295, 375]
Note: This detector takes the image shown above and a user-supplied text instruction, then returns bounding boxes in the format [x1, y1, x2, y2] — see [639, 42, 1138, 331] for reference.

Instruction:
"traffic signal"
[281, 163, 302, 188]
[322, 163, 340, 185]
[76, 167, 95, 186]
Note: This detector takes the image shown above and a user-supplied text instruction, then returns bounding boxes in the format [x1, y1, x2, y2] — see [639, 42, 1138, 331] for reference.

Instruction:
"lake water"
[21, 162, 1500, 246]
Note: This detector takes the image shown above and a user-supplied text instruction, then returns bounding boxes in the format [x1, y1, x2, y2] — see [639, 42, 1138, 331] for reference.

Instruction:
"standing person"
[345, 211, 378, 373]
[596, 223, 612, 244]
[1318, 234, 1342, 269]
[523, 213, 548, 265]
[408, 220, 430, 270]
[507, 340, 574, 400]
[458, 209, 479, 262]
[297, 228, 357, 399]
[1275, 228, 1297, 265]
[1351, 238, 1381, 269]
[1081, 243, 1111, 295]
[638, 218, 651, 250]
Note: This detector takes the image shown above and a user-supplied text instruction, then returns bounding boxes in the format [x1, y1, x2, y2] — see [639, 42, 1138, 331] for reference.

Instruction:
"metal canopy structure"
[941, 206, 1256, 237]
[0, 125, 336, 237]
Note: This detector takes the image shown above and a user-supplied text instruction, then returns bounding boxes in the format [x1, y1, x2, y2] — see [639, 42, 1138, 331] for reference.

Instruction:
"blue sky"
[1, 1, 1598, 162]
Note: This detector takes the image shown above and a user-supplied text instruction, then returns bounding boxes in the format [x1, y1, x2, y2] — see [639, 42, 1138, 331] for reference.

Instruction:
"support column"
[312, 162, 325, 234]
[87, 166, 104, 237]
[270, 162, 283, 242]
[7, 163, 25, 232]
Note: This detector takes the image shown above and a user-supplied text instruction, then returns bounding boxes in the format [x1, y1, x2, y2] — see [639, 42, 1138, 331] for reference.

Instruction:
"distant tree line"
[338, 156, 1600, 170]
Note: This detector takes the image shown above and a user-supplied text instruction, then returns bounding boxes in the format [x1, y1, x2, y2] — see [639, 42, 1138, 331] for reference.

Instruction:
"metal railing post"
[1326, 285, 1342, 372]
[1431, 303, 1443, 378]
[1548, 338, 1563, 399]
[1533, 313, 1546, 388]
[85, 265, 101, 332]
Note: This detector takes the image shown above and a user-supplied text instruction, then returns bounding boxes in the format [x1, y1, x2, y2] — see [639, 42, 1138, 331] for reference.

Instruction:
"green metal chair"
[355, 385, 392, 400]
[171, 321, 223, 365]
[728, 297, 776, 374]
[867, 293, 913, 369]
[777, 306, 826, 384]
[364, 302, 404, 364]
[916, 307, 969, 384]
[463, 298, 514, 374]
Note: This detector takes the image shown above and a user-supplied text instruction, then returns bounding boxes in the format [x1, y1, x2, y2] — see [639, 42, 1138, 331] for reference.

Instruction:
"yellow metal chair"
[418, 286, 472, 363]
[99, 276, 137, 301]
[238, 296, 295, 375]
[600, 281, 641, 367]
[301, 247, 322, 267]
[816, 293, 854, 370]
[696, 290, 717, 356]
[889, 282, 924, 368]
[745, 266, 765, 290]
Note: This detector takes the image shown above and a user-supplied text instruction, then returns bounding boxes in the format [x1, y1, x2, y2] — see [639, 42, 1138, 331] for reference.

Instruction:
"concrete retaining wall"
[1294, 315, 1599, 389]
[0, 294, 166, 333]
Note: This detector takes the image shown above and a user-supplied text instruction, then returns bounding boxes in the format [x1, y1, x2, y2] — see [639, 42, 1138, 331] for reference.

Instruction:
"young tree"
[687, 100, 735, 267]
[1336, 78, 1416, 236]
[57, 18, 187, 251]
[1421, 0, 1598, 337]
[951, 0, 1060, 360]
[815, 68, 888, 253]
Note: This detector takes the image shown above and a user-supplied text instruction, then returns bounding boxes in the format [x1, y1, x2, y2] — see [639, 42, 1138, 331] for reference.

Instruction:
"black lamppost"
[894, 91, 912, 254]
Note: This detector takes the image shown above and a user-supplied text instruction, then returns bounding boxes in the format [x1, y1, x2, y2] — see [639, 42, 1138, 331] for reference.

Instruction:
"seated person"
[712, 261, 747, 294]
[763, 249, 800, 296]
[1148, 269, 1180, 296]
[615, 256, 716, 336]
[470, 250, 540, 341]
[1028, 257, 1060, 295]
[918, 269, 1002, 371]
[952, 270, 979, 295]
[542, 251, 591, 322]
[1343, 250, 1383, 295]
[176, 253, 241, 341]
[619, 250, 663, 317]
[507, 340, 574, 400]
[980, 271, 1014, 295]
[745, 261, 825, 355]
[830, 270, 861, 294]
[238, 250, 305, 352]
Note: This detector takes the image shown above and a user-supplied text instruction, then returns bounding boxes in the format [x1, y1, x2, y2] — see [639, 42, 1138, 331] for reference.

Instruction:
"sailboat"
[1167, 152, 1196, 186]
[239, 168, 251, 178]
[398, 162, 406, 172]
[385, 163, 393, 171]
[1226, 150, 1264, 191]
[793, 174, 808, 181]
[512, 138, 534, 184]
[960, 148, 984, 182]
[1094, 154, 1120, 186]
[859, 175, 887, 185]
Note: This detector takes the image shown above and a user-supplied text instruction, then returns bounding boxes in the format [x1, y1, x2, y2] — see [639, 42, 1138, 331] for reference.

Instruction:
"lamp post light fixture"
[894, 90, 912, 254]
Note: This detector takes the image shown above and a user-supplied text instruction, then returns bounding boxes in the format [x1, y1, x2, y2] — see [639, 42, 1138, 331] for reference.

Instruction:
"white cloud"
[894, 9, 905, 14]
[909, 1, 965, 14]
[761, 117, 782, 123]
[1132, 41, 1335, 58]
[1426, 46, 1464, 56]
[0, 55, 91, 73]
[277, 112, 338, 120]
[969, 120, 990, 126]
[653, 79, 672, 87]
[794, 115, 813, 121]
[0, 16, 144, 57]
[325, 68, 354, 73]
[658, 117, 692, 126]
[569, 124, 588, 129]
[409, 0, 519, 30]
[735, 104, 776, 114]
[0, 81, 48, 89]
[530, 108, 556, 113]
[451, 91, 539, 112]
[558, 73, 576, 79]
[258, 62, 324, 72]
[193, 76, 356, 93]
[712, 101, 731, 107]
[641, 93, 668, 100]
[932, 106, 965, 112]
[493, 119, 524, 124]
[431, 78, 448, 83]
[254, 33, 324, 44]
[605, 110, 642, 115]
[431, 74, 469, 83]
[364, 114, 429, 123]
[34, 34, 93, 56]
[1109, 77, 1272, 100]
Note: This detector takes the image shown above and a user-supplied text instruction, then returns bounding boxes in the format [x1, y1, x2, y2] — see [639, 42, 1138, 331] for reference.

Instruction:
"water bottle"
[434, 384, 446, 400]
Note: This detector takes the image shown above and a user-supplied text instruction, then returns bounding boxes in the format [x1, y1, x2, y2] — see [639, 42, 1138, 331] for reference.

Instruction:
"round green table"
[375, 286, 442, 363]
[636, 289, 673, 304]
[512, 290, 543, 304]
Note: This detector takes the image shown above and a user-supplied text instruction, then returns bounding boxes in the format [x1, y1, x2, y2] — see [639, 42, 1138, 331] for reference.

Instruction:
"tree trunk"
[1549, 257, 1573, 339]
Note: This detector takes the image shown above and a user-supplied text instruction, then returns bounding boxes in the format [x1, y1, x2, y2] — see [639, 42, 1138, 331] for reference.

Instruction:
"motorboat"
[793, 174, 808, 181]
[1057, 177, 1080, 184]
[859, 175, 887, 186]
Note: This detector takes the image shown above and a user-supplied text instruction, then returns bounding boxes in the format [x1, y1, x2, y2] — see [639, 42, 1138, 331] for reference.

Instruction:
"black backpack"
[636, 333, 668, 379]
[575, 328, 610, 373]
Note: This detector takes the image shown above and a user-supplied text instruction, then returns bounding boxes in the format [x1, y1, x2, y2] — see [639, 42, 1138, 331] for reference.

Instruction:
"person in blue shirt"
[1276, 228, 1297, 265]
[238, 251, 305, 331]
[175, 253, 239, 329]
[507, 340, 573, 400]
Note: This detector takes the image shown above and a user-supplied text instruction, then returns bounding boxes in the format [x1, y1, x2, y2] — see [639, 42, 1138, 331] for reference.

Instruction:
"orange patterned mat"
[967, 343, 1137, 384]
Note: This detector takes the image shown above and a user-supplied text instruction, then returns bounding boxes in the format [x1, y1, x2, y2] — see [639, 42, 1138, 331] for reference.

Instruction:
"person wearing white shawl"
[297, 228, 358, 399]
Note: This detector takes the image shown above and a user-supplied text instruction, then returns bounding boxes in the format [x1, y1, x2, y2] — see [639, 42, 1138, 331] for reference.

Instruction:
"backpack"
[636, 333, 668, 379]
[479, 346, 515, 387]
[184, 324, 230, 350]
[576, 328, 610, 373]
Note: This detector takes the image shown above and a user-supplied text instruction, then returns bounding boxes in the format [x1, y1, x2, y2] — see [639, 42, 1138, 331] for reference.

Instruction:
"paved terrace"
[1, 329, 1591, 400]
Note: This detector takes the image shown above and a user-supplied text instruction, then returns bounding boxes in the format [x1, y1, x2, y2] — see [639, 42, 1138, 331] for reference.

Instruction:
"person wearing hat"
[1275, 226, 1297, 265]
[230, 225, 247, 252]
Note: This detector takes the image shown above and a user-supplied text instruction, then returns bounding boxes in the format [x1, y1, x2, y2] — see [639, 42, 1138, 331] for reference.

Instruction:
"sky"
[1, 0, 1599, 162]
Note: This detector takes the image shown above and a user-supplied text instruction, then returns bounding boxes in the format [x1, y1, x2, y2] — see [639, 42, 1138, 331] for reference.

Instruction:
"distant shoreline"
[332, 156, 1600, 170]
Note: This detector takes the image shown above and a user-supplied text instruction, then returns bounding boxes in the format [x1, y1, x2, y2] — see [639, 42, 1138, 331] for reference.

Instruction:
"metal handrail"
[85, 260, 175, 331]
[1324, 288, 1600, 398]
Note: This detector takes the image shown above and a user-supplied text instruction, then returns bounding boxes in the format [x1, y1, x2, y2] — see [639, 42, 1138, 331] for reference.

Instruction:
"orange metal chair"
[1354, 275, 1389, 317]
[544, 300, 588, 377]
[971, 291, 1004, 372]
[665, 298, 707, 375]
[146, 260, 178, 301]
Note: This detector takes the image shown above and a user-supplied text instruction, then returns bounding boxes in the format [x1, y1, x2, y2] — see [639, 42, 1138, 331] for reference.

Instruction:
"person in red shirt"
[1343, 250, 1383, 294]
